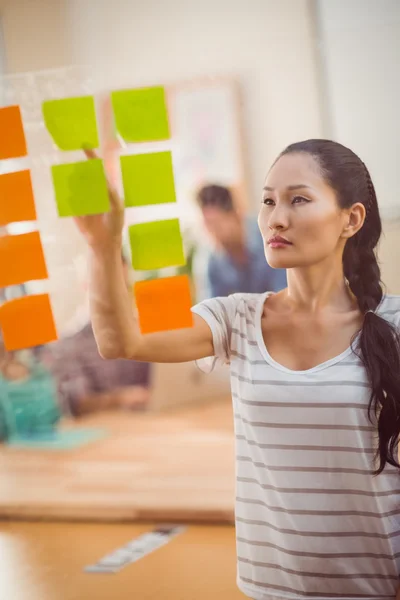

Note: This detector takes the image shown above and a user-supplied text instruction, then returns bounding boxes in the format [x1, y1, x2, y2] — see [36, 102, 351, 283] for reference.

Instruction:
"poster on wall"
[168, 78, 247, 229]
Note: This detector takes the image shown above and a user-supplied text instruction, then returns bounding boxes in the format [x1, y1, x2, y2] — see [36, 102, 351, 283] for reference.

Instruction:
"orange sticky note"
[134, 275, 193, 334]
[0, 170, 37, 225]
[0, 231, 48, 287]
[0, 294, 58, 351]
[0, 105, 28, 160]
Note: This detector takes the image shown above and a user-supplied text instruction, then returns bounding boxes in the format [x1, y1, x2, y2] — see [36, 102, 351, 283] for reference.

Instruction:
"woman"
[77, 140, 400, 600]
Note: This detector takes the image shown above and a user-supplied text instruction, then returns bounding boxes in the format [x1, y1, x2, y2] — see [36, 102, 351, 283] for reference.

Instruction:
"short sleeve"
[191, 295, 239, 373]
[378, 296, 400, 330]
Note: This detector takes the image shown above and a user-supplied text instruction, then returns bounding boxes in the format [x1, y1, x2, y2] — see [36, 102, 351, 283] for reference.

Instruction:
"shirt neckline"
[255, 291, 359, 375]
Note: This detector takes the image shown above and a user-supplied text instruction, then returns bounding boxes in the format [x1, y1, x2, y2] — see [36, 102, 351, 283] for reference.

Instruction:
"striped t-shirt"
[191, 292, 400, 600]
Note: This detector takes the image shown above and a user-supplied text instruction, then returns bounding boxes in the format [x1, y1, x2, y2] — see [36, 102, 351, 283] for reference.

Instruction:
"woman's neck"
[285, 261, 357, 314]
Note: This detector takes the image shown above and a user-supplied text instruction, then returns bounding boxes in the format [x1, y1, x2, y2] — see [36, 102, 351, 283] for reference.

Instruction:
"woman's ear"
[341, 203, 366, 239]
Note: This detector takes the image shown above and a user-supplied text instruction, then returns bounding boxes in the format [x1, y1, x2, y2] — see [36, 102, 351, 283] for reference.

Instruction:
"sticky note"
[0, 231, 48, 287]
[0, 105, 27, 160]
[0, 294, 58, 351]
[51, 159, 110, 217]
[128, 219, 185, 271]
[111, 86, 170, 143]
[135, 275, 193, 334]
[0, 170, 37, 225]
[42, 96, 99, 151]
[121, 152, 176, 207]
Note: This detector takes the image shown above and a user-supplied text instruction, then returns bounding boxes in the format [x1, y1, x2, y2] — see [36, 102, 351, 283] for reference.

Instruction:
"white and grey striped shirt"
[191, 292, 400, 600]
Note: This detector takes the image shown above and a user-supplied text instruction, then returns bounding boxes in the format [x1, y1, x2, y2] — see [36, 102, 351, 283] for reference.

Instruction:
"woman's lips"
[269, 241, 291, 249]
[268, 236, 292, 249]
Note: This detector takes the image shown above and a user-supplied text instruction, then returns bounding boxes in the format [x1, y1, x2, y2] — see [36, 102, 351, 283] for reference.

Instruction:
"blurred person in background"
[196, 184, 287, 298]
[41, 254, 151, 417]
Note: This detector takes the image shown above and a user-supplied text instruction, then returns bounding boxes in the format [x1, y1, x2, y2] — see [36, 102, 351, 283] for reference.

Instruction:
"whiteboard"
[168, 79, 245, 229]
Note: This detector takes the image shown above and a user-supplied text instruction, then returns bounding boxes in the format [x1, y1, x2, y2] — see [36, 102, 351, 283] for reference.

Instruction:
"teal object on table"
[0, 364, 61, 440]
[0, 364, 108, 450]
[7, 428, 107, 450]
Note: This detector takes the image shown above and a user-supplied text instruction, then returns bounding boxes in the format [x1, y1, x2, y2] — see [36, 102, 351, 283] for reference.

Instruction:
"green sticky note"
[111, 86, 170, 143]
[129, 219, 185, 271]
[121, 152, 176, 207]
[51, 159, 110, 217]
[42, 96, 99, 151]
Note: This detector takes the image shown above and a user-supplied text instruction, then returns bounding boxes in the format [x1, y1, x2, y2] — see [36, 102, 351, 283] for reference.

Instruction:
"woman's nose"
[268, 205, 289, 230]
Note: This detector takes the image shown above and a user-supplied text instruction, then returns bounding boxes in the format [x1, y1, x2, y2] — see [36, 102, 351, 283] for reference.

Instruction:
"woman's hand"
[73, 148, 125, 250]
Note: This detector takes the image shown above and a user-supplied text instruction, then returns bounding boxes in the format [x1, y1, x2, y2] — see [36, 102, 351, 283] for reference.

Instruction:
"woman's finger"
[83, 146, 123, 214]
[107, 183, 124, 213]
[83, 147, 98, 160]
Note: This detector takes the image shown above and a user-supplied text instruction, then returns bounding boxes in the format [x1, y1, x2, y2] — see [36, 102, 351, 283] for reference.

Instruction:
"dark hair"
[278, 139, 400, 476]
[196, 184, 235, 212]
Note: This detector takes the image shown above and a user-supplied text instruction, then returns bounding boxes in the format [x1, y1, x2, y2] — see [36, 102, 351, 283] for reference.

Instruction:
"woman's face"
[258, 152, 351, 270]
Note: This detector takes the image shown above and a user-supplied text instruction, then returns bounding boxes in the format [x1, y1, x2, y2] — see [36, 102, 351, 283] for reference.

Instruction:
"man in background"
[42, 254, 151, 417]
[195, 184, 287, 298]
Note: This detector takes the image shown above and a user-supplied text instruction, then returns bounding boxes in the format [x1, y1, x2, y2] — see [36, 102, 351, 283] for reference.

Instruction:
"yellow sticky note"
[129, 219, 185, 271]
[111, 86, 170, 143]
[121, 152, 176, 207]
[51, 159, 110, 217]
[42, 96, 99, 151]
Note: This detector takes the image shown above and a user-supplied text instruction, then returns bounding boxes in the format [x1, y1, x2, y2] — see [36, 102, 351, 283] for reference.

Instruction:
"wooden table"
[0, 521, 247, 600]
[0, 397, 235, 523]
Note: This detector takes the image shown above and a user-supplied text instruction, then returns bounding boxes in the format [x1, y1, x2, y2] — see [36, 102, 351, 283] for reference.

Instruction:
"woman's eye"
[292, 195, 309, 204]
[262, 196, 309, 206]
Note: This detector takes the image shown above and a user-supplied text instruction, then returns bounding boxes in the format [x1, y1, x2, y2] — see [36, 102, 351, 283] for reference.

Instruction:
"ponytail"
[344, 242, 400, 475]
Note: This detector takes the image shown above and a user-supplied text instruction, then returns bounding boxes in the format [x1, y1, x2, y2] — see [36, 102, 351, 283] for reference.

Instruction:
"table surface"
[0, 520, 247, 600]
[0, 397, 235, 523]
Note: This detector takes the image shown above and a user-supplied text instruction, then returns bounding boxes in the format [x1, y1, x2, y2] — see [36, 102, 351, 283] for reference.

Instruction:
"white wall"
[0, 0, 71, 72]
[316, 0, 400, 292]
[317, 0, 400, 219]
[67, 0, 324, 209]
